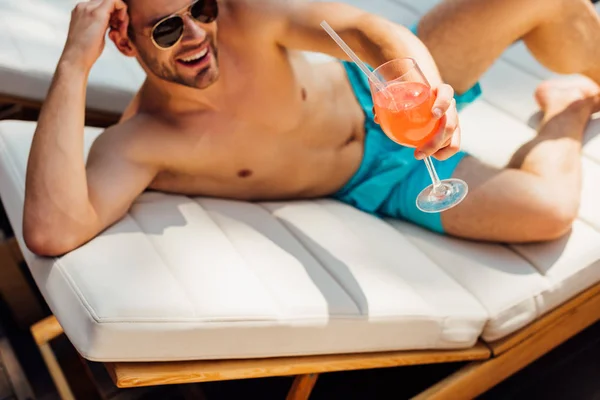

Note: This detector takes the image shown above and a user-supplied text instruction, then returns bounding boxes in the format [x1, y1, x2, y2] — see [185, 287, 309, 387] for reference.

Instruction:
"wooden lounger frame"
[0, 93, 120, 128]
[2, 238, 592, 400]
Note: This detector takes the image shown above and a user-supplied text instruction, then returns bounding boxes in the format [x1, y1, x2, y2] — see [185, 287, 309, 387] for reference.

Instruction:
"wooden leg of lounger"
[31, 316, 74, 400]
[412, 285, 600, 400]
[0, 334, 35, 400]
[38, 343, 76, 400]
[286, 374, 319, 400]
[0, 93, 120, 128]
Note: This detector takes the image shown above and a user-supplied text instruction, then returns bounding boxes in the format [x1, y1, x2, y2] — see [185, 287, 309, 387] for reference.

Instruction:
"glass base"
[416, 178, 468, 213]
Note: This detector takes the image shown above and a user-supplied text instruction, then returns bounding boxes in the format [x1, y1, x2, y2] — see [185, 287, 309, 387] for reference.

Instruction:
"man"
[23, 0, 600, 256]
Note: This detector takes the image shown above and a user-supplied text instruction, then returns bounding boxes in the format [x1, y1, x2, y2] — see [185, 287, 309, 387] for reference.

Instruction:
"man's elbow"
[22, 223, 85, 257]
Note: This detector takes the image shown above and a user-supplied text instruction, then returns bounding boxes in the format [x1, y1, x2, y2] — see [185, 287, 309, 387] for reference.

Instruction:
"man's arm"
[23, 0, 156, 257]
[263, 1, 444, 87]
[243, 0, 461, 160]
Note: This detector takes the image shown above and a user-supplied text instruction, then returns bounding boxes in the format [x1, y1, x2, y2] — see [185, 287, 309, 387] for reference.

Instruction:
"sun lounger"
[0, 0, 599, 399]
[0, 0, 144, 123]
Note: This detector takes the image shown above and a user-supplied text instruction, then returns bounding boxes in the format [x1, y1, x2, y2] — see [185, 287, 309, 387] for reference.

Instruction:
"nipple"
[238, 169, 253, 178]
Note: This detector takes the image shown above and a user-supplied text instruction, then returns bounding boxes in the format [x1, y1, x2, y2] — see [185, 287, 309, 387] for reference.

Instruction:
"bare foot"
[535, 75, 600, 114]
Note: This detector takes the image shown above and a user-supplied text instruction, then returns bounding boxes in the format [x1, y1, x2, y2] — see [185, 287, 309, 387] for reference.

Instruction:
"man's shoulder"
[223, 0, 290, 35]
[89, 114, 171, 164]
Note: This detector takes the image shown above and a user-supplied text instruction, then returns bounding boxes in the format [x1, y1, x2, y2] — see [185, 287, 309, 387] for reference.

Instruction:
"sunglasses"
[149, 0, 219, 49]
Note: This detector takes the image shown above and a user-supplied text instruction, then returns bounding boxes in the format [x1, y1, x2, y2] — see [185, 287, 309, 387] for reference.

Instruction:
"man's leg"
[418, 0, 600, 93]
[440, 78, 599, 243]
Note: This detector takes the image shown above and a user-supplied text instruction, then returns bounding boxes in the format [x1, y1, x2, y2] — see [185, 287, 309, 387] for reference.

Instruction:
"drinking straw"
[320, 20, 396, 108]
[320, 20, 387, 92]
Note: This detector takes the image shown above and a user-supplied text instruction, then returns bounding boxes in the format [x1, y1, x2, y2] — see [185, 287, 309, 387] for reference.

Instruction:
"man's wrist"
[57, 51, 93, 79]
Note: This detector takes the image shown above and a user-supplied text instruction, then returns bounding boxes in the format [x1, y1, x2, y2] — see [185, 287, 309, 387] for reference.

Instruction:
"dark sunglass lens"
[191, 0, 218, 23]
[153, 17, 184, 48]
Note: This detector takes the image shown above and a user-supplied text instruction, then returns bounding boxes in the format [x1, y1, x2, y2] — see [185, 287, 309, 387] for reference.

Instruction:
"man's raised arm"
[23, 0, 156, 257]
[246, 0, 461, 161]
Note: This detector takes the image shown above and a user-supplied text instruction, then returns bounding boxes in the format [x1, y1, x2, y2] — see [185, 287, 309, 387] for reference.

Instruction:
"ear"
[109, 29, 137, 57]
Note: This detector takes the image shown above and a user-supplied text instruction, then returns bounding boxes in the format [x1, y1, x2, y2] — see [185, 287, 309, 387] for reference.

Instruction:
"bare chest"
[149, 58, 365, 199]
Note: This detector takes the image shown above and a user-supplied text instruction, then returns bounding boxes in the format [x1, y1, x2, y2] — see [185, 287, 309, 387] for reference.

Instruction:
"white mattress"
[0, 0, 144, 114]
[0, 0, 599, 362]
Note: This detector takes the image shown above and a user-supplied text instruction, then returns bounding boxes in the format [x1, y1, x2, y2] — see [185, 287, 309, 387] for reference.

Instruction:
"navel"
[237, 169, 253, 178]
[301, 87, 307, 101]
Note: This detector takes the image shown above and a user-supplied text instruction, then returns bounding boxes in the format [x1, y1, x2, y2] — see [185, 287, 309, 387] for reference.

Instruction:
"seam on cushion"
[314, 199, 494, 342]
[383, 219, 492, 319]
[390, 221, 547, 335]
[257, 202, 364, 316]
[66, 313, 446, 324]
[192, 198, 285, 318]
[127, 210, 197, 318]
[504, 243, 557, 321]
[313, 200, 443, 317]
[479, 286, 547, 327]
[314, 198, 475, 339]
[393, 220, 559, 327]
[53, 256, 102, 321]
[263, 200, 429, 316]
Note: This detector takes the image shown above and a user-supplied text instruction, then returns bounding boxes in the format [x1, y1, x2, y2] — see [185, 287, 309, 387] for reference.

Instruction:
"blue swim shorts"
[332, 24, 482, 234]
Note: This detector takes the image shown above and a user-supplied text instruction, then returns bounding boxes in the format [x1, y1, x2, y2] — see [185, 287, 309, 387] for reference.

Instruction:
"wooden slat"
[39, 343, 76, 400]
[488, 281, 600, 355]
[287, 374, 319, 400]
[106, 343, 490, 388]
[31, 315, 64, 346]
[0, 336, 35, 400]
[0, 93, 121, 128]
[411, 287, 600, 400]
[0, 93, 44, 111]
[0, 364, 13, 400]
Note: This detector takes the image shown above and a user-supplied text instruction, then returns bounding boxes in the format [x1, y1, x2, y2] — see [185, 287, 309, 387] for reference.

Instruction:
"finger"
[119, 10, 129, 37]
[432, 85, 454, 119]
[103, 0, 127, 33]
[75, 0, 100, 11]
[97, 0, 126, 13]
[87, 0, 107, 11]
[110, 5, 128, 35]
[415, 115, 454, 158]
[431, 128, 461, 161]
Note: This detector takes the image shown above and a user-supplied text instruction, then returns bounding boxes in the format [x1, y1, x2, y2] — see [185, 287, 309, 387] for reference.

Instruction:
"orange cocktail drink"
[368, 58, 468, 213]
[372, 81, 441, 148]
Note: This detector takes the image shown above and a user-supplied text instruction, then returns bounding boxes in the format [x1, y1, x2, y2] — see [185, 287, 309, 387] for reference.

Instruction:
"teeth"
[181, 48, 208, 62]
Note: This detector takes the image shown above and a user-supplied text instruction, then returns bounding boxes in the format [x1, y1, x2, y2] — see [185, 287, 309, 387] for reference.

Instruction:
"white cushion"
[0, 0, 598, 362]
[0, 121, 489, 361]
[0, 0, 144, 114]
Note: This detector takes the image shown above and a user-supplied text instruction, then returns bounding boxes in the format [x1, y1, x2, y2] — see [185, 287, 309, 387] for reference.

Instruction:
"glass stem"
[423, 156, 445, 194]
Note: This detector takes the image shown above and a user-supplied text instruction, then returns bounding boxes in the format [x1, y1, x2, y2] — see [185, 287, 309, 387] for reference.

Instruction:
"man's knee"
[526, 191, 579, 241]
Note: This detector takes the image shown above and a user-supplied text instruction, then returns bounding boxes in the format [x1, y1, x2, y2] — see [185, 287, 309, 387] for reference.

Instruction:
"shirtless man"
[23, 0, 600, 256]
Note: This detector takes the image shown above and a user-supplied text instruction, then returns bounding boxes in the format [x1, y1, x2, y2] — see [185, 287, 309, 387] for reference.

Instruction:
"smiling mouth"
[176, 47, 210, 67]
